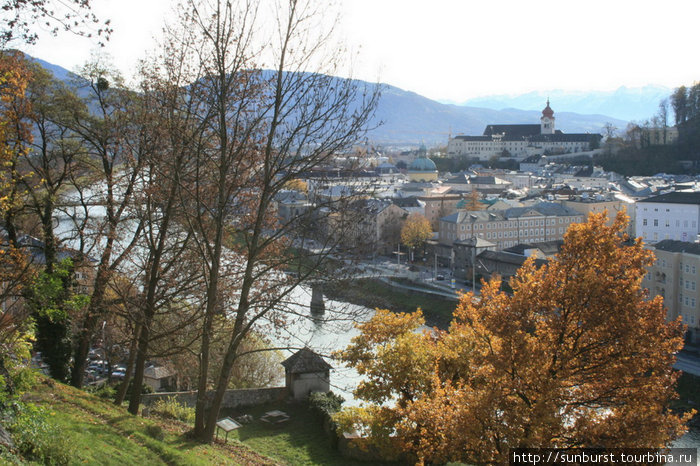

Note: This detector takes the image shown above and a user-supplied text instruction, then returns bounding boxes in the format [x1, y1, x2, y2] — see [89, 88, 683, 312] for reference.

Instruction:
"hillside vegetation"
[3, 377, 277, 465]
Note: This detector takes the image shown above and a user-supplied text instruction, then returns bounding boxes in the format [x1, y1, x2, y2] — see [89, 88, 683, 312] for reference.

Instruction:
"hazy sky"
[19, 0, 700, 102]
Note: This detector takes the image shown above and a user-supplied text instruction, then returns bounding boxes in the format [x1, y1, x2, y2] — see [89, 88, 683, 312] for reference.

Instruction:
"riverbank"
[325, 278, 457, 329]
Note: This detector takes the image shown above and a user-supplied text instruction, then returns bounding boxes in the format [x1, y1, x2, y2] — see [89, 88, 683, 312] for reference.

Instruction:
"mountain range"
[457, 86, 672, 123]
[30, 55, 648, 148]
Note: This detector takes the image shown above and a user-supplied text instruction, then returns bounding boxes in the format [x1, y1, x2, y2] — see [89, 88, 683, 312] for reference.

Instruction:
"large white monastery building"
[447, 101, 601, 160]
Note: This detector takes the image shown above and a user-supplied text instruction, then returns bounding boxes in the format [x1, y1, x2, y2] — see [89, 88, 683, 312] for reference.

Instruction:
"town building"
[561, 194, 629, 226]
[407, 155, 438, 182]
[643, 240, 700, 342]
[447, 101, 601, 160]
[438, 202, 583, 252]
[635, 192, 700, 243]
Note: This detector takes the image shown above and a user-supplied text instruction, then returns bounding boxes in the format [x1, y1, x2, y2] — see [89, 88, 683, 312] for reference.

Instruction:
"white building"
[447, 101, 601, 161]
[636, 192, 700, 244]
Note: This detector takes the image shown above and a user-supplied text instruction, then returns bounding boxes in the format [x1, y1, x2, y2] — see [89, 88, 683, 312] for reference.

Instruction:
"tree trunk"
[70, 270, 109, 387]
[114, 324, 140, 406]
[128, 322, 150, 414]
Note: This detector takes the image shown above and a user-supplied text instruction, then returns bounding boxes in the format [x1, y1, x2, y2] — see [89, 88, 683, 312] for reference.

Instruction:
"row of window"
[642, 218, 697, 228]
[680, 294, 697, 308]
[447, 217, 578, 231]
[453, 228, 564, 241]
[657, 260, 698, 275]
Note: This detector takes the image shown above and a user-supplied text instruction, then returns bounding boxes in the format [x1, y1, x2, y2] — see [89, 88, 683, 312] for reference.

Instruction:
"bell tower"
[540, 99, 555, 135]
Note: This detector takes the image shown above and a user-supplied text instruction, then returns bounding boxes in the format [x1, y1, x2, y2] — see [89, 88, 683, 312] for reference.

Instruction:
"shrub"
[86, 383, 116, 400]
[145, 424, 164, 441]
[309, 391, 345, 446]
[150, 397, 195, 424]
[309, 391, 344, 417]
[9, 403, 75, 465]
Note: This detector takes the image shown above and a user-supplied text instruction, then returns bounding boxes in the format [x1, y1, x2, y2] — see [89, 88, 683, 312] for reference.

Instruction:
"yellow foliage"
[400, 213, 432, 251]
[283, 178, 308, 193]
[340, 211, 691, 464]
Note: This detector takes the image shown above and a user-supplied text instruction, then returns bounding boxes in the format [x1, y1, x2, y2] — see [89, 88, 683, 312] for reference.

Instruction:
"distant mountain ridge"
[458, 86, 672, 123]
[27, 54, 629, 148]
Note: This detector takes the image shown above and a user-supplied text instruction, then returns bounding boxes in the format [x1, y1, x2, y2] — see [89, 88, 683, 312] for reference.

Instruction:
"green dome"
[409, 156, 437, 172]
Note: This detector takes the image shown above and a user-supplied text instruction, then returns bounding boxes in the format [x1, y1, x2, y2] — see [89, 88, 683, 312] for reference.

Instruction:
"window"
[687, 264, 690, 273]
[654, 219, 658, 227]
[693, 266, 696, 274]
[665, 220, 670, 227]
[643, 219, 648, 226]
[662, 259, 666, 268]
[693, 282, 697, 291]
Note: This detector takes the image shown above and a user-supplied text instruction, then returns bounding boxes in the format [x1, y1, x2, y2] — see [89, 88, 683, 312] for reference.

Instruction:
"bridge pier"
[310, 284, 325, 314]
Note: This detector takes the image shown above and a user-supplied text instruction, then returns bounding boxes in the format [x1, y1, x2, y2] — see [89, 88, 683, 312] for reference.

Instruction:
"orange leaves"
[339, 211, 690, 464]
[400, 213, 432, 252]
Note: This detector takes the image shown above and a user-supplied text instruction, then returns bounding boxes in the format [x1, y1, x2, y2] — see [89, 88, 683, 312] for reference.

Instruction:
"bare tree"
[148, 0, 379, 442]
[61, 62, 147, 388]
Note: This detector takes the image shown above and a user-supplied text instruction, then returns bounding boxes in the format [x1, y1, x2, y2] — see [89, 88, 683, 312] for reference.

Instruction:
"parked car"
[436, 274, 445, 281]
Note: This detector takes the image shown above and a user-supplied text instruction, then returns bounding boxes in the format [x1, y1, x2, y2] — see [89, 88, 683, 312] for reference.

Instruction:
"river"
[279, 285, 700, 452]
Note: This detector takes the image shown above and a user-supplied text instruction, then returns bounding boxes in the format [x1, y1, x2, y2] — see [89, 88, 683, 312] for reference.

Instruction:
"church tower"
[540, 99, 555, 135]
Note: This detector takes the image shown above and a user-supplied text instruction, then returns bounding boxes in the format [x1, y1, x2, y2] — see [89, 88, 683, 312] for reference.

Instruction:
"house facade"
[635, 192, 700, 244]
[643, 240, 700, 342]
[439, 202, 583, 251]
[447, 101, 601, 160]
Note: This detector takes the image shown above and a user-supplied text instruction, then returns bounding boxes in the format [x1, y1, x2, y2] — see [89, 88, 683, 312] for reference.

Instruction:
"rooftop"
[653, 240, 700, 255]
[639, 192, 700, 205]
[281, 348, 332, 374]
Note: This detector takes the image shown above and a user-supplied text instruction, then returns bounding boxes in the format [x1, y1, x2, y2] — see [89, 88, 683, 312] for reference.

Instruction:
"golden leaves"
[339, 211, 690, 464]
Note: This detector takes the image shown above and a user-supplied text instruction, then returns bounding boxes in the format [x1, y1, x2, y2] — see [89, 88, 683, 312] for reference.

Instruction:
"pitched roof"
[478, 250, 548, 267]
[281, 348, 332, 374]
[483, 124, 541, 138]
[639, 192, 700, 205]
[653, 240, 700, 255]
[529, 133, 601, 143]
[144, 365, 176, 379]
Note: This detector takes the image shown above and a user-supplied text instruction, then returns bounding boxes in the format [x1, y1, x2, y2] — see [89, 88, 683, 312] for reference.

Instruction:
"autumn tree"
[400, 213, 431, 261]
[154, 0, 378, 442]
[125, 55, 205, 412]
[62, 62, 147, 388]
[338, 211, 690, 464]
[465, 187, 482, 211]
[0, 0, 111, 46]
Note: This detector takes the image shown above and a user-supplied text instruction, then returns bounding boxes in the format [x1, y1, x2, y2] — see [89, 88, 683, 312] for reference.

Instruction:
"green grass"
[17, 378, 277, 465]
[220, 402, 381, 466]
[326, 278, 457, 328]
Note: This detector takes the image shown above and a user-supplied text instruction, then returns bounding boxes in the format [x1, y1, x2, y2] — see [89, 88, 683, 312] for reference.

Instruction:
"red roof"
[542, 99, 554, 118]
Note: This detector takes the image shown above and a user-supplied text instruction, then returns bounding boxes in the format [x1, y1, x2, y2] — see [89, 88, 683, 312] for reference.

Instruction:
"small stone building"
[144, 365, 178, 392]
[281, 348, 332, 400]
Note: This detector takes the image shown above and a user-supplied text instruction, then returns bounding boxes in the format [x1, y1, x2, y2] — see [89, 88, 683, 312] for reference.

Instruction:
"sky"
[18, 0, 700, 103]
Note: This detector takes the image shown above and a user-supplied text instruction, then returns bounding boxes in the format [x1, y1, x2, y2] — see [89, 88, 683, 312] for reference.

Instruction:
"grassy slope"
[221, 402, 371, 466]
[21, 378, 277, 466]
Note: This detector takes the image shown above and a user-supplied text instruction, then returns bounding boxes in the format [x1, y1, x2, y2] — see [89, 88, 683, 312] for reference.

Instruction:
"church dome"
[542, 99, 554, 118]
[409, 156, 437, 172]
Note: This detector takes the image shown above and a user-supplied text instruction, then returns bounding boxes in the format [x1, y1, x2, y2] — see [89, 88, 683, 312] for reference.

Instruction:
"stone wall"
[141, 386, 288, 409]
